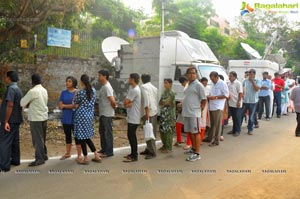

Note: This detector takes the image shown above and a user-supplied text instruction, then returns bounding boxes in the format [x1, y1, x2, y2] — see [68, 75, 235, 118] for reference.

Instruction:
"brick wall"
[0, 55, 109, 110]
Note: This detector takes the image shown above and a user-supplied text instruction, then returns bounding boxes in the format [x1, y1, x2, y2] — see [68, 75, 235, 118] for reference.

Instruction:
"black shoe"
[248, 131, 253, 135]
[140, 150, 150, 155]
[28, 161, 45, 167]
[296, 134, 300, 137]
[277, 115, 281, 118]
[0, 168, 10, 172]
[10, 162, 20, 166]
[227, 131, 234, 134]
[44, 156, 48, 161]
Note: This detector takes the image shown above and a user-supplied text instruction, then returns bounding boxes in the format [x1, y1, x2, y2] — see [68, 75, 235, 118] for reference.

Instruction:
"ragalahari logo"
[240, 2, 255, 15]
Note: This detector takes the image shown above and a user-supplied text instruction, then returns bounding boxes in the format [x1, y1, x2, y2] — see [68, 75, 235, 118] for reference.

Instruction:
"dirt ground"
[2, 112, 300, 199]
[20, 115, 149, 159]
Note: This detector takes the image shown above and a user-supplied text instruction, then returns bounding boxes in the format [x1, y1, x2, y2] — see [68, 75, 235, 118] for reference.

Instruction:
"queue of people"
[1, 68, 299, 171]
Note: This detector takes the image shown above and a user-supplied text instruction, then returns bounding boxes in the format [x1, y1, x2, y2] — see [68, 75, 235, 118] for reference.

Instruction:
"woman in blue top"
[59, 76, 82, 161]
[73, 74, 101, 164]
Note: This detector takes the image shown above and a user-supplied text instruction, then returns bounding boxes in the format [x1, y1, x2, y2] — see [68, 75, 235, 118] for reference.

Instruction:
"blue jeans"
[229, 107, 242, 134]
[274, 92, 282, 116]
[241, 103, 257, 132]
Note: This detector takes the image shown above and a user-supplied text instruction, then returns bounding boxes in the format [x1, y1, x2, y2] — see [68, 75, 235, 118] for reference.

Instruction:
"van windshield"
[198, 65, 228, 80]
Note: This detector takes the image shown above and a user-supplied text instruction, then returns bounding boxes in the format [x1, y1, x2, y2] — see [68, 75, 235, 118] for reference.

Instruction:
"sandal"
[158, 146, 165, 151]
[123, 156, 137, 163]
[123, 154, 131, 158]
[60, 154, 71, 160]
[92, 158, 102, 163]
[160, 149, 171, 153]
[173, 142, 182, 147]
[183, 146, 191, 150]
[77, 160, 89, 165]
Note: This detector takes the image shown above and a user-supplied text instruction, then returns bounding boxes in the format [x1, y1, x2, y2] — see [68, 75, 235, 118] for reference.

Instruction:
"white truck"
[105, 30, 228, 105]
[228, 60, 280, 81]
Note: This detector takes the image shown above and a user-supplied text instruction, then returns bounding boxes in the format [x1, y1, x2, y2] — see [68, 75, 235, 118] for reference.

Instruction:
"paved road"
[1, 114, 300, 199]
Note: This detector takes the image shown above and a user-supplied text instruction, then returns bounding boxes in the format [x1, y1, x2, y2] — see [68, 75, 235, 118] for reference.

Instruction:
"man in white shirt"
[123, 73, 141, 162]
[140, 74, 158, 160]
[98, 69, 116, 158]
[227, 71, 243, 136]
[206, 72, 229, 146]
[21, 74, 48, 166]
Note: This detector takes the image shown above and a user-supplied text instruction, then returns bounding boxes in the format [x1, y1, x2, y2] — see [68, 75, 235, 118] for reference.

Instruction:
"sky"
[121, 0, 300, 25]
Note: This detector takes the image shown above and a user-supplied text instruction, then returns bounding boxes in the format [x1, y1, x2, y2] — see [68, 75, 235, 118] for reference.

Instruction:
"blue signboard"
[47, 27, 72, 48]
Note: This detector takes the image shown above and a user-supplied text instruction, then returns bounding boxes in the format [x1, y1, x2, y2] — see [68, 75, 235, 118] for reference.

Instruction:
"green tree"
[0, 0, 90, 42]
[141, 0, 215, 38]
[87, 0, 140, 39]
[0, 0, 142, 63]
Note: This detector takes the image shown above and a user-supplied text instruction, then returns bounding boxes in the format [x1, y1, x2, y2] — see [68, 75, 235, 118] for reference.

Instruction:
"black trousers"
[79, 139, 96, 156]
[63, 124, 74, 144]
[99, 116, 114, 156]
[296, 112, 300, 136]
[258, 96, 271, 119]
[0, 123, 20, 171]
[127, 123, 139, 159]
[30, 121, 48, 163]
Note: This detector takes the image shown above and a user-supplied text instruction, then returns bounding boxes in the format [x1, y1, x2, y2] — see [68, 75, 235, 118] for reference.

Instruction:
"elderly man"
[206, 71, 229, 146]
[21, 74, 48, 166]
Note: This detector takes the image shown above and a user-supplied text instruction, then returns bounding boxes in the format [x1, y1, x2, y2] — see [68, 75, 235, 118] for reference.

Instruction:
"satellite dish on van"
[240, 42, 262, 60]
[102, 37, 129, 62]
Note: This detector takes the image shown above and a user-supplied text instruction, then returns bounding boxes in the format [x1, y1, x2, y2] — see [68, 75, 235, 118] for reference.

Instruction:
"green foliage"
[88, 0, 139, 39]
[201, 28, 226, 58]
[287, 30, 300, 62]
[141, 0, 215, 38]
[2, 0, 300, 72]
[0, 0, 141, 62]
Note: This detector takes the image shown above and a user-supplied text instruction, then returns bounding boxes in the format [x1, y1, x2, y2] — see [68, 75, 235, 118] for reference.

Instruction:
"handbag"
[143, 120, 155, 141]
